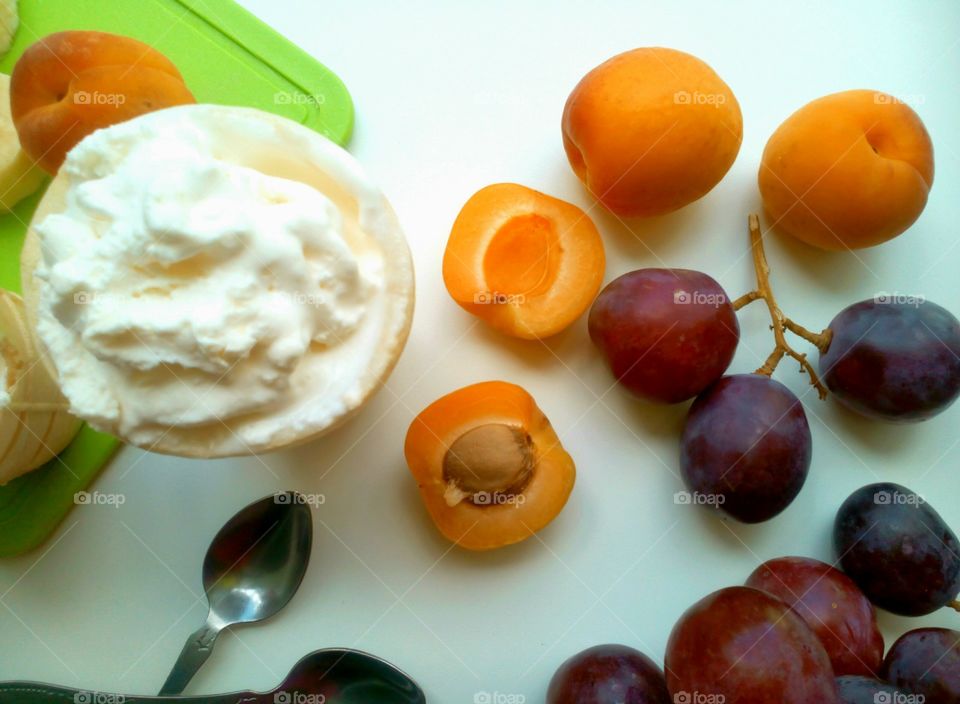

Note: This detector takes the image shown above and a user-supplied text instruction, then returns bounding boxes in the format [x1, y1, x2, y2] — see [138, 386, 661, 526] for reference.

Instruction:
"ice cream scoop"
[21, 104, 414, 458]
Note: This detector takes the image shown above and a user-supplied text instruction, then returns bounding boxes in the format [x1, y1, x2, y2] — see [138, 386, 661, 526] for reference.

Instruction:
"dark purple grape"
[746, 556, 884, 676]
[882, 628, 960, 704]
[834, 483, 960, 616]
[819, 298, 960, 422]
[588, 268, 739, 404]
[665, 587, 840, 703]
[679, 374, 812, 523]
[547, 644, 670, 704]
[836, 676, 908, 704]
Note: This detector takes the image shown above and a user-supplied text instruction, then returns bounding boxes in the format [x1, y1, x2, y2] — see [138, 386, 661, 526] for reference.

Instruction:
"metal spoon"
[0, 648, 426, 703]
[159, 491, 313, 695]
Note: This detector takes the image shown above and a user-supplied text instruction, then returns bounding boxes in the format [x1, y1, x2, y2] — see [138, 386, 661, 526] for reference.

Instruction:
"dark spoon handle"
[159, 623, 222, 695]
[0, 682, 264, 703]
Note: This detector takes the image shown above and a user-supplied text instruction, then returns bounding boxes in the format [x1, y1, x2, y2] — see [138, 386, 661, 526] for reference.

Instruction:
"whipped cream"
[32, 106, 413, 456]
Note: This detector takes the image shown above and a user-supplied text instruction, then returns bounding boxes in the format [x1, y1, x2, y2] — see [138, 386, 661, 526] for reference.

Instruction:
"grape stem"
[734, 215, 832, 400]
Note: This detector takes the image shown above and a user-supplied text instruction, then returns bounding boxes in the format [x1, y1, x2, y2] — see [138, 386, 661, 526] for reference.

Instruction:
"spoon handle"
[159, 622, 222, 695]
[0, 681, 262, 703]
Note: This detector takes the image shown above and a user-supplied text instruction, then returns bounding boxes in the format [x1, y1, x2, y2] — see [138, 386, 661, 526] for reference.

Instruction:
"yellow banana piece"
[0, 290, 82, 485]
[0, 0, 19, 56]
[0, 72, 46, 213]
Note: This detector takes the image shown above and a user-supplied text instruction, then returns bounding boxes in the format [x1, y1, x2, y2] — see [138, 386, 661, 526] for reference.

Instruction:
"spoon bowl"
[203, 491, 313, 624]
[270, 648, 426, 704]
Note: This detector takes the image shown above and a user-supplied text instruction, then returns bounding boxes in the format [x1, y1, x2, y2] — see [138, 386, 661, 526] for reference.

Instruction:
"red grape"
[820, 298, 960, 422]
[547, 644, 670, 704]
[588, 269, 739, 403]
[881, 628, 960, 704]
[679, 374, 812, 523]
[745, 556, 883, 676]
[834, 483, 960, 616]
[664, 586, 840, 703]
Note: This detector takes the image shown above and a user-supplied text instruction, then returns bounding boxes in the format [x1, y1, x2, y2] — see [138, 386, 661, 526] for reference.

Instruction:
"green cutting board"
[0, 0, 354, 557]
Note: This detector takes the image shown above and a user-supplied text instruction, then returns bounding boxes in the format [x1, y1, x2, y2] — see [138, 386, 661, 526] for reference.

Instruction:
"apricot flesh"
[11, 31, 196, 173]
[482, 213, 560, 298]
[404, 381, 576, 551]
[759, 90, 934, 251]
[562, 47, 742, 217]
[443, 183, 605, 339]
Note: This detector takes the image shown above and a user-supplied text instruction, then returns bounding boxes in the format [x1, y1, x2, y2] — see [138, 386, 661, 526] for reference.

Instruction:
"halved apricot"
[442, 183, 605, 339]
[404, 381, 576, 551]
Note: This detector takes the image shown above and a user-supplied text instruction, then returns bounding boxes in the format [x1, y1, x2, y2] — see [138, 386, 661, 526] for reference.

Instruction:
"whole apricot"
[562, 47, 742, 217]
[11, 31, 196, 173]
[759, 90, 934, 250]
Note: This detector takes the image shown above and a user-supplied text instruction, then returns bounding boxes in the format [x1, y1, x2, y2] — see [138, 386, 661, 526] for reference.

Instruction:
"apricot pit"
[442, 423, 535, 506]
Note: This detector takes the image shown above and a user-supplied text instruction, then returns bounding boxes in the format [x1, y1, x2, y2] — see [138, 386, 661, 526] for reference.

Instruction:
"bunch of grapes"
[589, 215, 960, 524]
[552, 230, 960, 699]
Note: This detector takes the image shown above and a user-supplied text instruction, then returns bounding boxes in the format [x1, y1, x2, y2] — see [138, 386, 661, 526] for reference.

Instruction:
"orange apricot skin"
[404, 381, 576, 551]
[759, 90, 934, 251]
[442, 183, 605, 340]
[11, 31, 196, 174]
[562, 47, 742, 217]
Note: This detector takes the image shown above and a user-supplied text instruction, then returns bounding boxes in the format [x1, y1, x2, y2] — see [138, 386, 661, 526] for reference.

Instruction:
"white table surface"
[2, 1, 959, 702]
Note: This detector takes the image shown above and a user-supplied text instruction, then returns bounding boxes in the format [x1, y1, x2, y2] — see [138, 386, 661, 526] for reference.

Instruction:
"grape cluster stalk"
[733, 214, 833, 399]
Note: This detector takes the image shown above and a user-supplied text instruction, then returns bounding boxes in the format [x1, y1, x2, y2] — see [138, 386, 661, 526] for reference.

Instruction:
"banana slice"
[0, 289, 81, 485]
[0, 0, 19, 57]
[0, 71, 45, 213]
